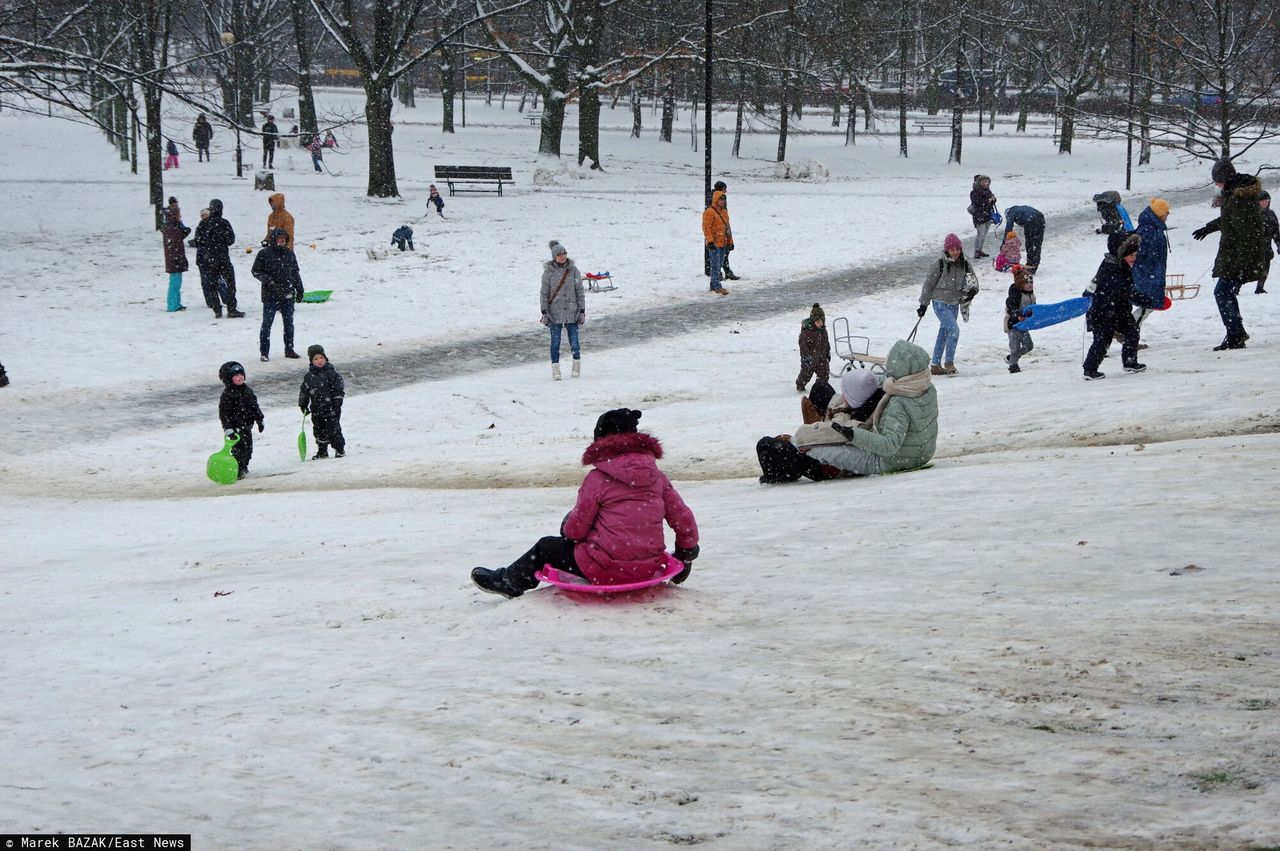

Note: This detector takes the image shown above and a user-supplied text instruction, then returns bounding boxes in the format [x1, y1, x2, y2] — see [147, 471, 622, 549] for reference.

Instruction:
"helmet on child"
[269, 227, 289, 244]
[219, 361, 245, 386]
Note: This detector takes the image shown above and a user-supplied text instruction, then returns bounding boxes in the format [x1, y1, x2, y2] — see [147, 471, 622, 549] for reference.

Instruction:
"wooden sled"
[832, 316, 886, 376]
[1165, 273, 1200, 301]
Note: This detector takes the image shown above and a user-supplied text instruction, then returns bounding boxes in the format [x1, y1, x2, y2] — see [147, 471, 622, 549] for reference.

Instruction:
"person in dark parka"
[1256, 189, 1279, 294]
[1003, 205, 1046, 269]
[1083, 233, 1145, 380]
[1192, 158, 1267, 349]
[192, 114, 213, 162]
[191, 199, 243, 318]
[218, 361, 265, 478]
[299, 344, 346, 459]
[252, 227, 305, 361]
[795, 303, 831, 392]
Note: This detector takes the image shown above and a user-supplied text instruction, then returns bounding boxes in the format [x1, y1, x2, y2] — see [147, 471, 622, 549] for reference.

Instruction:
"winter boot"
[930, 364, 945, 376]
[313, 444, 329, 460]
[471, 567, 523, 598]
[213, 308, 223, 319]
[571, 358, 581, 378]
[1008, 363, 1021, 373]
[1083, 370, 1106, 380]
[943, 362, 958, 375]
[285, 349, 301, 359]
[552, 363, 562, 381]
[1123, 362, 1148, 373]
[226, 308, 246, 318]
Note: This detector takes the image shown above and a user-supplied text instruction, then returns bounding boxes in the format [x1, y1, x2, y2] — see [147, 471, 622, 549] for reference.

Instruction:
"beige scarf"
[869, 368, 933, 429]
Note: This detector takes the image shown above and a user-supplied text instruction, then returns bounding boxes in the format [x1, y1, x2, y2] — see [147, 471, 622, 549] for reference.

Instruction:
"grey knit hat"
[549, 240, 567, 258]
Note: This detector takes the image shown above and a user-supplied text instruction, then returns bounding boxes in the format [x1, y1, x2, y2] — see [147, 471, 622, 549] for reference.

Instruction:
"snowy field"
[2, 90, 1279, 849]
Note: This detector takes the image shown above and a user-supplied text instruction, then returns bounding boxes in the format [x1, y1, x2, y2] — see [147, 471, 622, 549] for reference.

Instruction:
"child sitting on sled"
[471, 408, 700, 598]
[994, 230, 1022, 272]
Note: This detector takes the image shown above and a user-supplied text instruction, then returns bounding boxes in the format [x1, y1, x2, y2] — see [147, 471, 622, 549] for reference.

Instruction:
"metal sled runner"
[1164, 273, 1200, 301]
[832, 316, 886, 376]
[585, 271, 616, 292]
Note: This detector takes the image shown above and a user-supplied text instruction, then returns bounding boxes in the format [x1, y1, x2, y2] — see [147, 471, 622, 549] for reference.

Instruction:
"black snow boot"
[471, 567, 523, 598]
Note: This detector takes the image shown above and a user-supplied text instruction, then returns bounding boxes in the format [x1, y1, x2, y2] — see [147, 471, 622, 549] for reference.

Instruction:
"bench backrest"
[435, 165, 513, 180]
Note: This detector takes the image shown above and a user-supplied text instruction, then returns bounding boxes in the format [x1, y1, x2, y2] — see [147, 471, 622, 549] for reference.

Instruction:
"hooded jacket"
[192, 117, 213, 147]
[1131, 206, 1169, 308]
[1004, 272, 1037, 333]
[805, 340, 938, 474]
[920, 252, 976, 306]
[701, 190, 732, 249]
[562, 432, 699, 585]
[161, 202, 190, 274]
[540, 257, 584, 324]
[251, 242, 305, 303]
[970, 175, 996, 226]
[1089, 232, 1139, 314]
[798, 317, 830, 367]
[299, 361, 345, 417]
[265, 193, 295, 249]
[1201, 174, 1268, 281]
[219, 382, 264, 432]
[192, 203, 236, 268]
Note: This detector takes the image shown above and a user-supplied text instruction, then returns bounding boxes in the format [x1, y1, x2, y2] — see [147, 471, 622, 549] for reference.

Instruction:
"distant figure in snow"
[0, 361, 9, 388]
[969, 174, 997, 258]
[701, 189, 732, 295]
[264, 193, 295, 250]
[192, 115, 213, 162]
[323, 130, 338, 148]
[218, 361, 265, 479]
[795, 303, 830, 393]
[1002, 205, 1046, 269]
[1256, 189, 1279, 294]
[160, 196, 189, 312]
[261, 115, 278, 169]
[427, 184, 445, 218]
[471, 408, 700, 598]
[163, 138, 180, 170]
[307, 134, 324, 173]
[252, 227, 305, 361]
[391, 225, 415, 251]
[541, 240, 585, 380]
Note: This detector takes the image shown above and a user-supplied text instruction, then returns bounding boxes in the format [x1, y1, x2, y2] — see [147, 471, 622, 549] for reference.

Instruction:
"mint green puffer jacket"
[805, 340, 938, 475]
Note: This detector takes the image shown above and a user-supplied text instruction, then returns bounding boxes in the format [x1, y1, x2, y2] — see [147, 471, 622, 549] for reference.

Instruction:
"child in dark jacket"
[1004, 265, 1036, 373]
[471, 408, 699, 598]
[218, 361, 265, 477]
[298, 345, 346, 458]
[427, 184, 445, 218]
[1257, 190, 1279, 294]
[796, 303, 831, 392]
[391, 225, 415, 251]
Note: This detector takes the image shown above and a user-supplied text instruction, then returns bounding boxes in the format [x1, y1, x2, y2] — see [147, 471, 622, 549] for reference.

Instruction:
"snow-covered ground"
[2, 91, 1278, 849]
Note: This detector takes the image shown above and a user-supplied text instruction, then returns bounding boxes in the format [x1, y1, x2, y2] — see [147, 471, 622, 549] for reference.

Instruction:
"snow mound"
[773, 159, 830, 181]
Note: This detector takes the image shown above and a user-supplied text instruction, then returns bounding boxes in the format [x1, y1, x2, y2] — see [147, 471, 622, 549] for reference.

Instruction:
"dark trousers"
[206, 259, 238, 310]
[230, 428, 254, 473]
[260, 299, 295, 357]
[1023, 217, 1045, 267]
[1214, 277, 1247, 342]
[795, 357, 830, 391]
[756, 436, 834, 484]
[312, 412, 345, 453]
[196, 144, 209, 162]
[1084, 305, 1139, 373]
[504, 536, 583, 591]
[197, 265, 229, 312]
[394, 238, 413, 251]
[1257, 259, 1270, 293]
[262, 142, 275, 168]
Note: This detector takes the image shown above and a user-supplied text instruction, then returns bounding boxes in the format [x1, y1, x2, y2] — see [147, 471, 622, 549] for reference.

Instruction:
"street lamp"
[223, 31, 245, 179]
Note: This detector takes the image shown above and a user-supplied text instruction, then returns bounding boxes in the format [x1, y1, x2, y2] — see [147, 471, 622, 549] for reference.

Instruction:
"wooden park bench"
[832, 316, 887, 376]
[914, 116, 952, 134]
[433, 165, 515, 196]
[525, 110, 542, 125]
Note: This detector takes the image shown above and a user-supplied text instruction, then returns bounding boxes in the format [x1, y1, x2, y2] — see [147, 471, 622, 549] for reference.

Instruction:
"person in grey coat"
[917, 232, 978, 375]
[540, 240, 585, 380]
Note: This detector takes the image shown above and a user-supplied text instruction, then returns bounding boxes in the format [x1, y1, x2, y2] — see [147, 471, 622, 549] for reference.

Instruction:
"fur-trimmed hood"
[581, 432, 664, 488]
[1225, 172, 1261, 202]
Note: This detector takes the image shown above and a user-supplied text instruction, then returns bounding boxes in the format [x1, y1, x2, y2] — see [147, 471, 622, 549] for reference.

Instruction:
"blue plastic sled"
[1015, 297, 1092, 331]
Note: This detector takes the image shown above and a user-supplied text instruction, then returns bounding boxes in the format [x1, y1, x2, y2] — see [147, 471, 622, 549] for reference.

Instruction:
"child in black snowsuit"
[299, 344, 346, 459]
[218, 361, 265, 477]
[1257, 190, 1279, 294]
[391, 225, 415, 251]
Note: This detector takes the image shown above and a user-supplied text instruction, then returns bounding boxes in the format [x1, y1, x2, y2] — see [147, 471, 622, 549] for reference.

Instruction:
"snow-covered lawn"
[1, 92, 1277, 849]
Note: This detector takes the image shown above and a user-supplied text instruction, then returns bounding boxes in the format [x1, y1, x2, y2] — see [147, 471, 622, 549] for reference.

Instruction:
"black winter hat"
[219, 361, 245, 386]
[1260, 190, 1271, 202]
[713, 180, 727, 192]
[1211, 157, 1237, 184]
[307, 344, 326, 359]
[209, 198, 223, 215]
[594, 408, 642, 441]
[809, 303, 825, 322]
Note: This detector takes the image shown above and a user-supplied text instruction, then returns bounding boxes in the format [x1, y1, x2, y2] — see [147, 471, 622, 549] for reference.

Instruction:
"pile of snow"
[773, 158, 830, 180]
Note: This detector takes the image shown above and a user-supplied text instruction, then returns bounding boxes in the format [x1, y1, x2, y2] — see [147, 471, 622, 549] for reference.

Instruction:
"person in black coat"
[1256, 189, 1279, 294]
[261, 115, 279, 168]
[298, 345, 346, 459]
[1082, 233, 1144, 380]
[252, 227, 305, 361]
[191, 199, 243, 318]
[192, 114, 213, 162]
[218, 361, 265, 478]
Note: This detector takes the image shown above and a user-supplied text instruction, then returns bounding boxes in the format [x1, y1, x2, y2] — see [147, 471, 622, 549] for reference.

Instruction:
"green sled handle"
[207, 432, 241, 485]
[298, 412, 309, 461]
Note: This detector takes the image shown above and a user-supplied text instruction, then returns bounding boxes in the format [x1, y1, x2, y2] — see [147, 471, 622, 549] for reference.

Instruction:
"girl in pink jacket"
[472, 408, 700, 598]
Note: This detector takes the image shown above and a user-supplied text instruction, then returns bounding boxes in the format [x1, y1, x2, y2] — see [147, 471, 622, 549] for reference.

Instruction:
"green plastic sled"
[207, 433, 241, 485]
[301, 290, 333, 303]
[298, 413, 309, 461]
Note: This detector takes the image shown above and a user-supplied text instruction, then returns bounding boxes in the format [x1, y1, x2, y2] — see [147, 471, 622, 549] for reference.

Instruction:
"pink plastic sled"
[535, 553, 684, 594]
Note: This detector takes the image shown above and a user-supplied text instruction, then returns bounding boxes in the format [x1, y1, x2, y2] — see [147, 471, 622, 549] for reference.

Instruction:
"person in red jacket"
[471, 408, 700, 598]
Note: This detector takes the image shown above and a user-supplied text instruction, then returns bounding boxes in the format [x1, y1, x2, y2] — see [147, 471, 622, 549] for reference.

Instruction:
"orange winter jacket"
[265, 193, 295, 249]
[701, 190, 732, 249]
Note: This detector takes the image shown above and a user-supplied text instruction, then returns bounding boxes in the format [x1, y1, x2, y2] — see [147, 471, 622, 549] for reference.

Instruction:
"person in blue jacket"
[1003, 205, 1046, 269]
[1130, 199, 1170, 330]
[1093, 191, 1134, 236]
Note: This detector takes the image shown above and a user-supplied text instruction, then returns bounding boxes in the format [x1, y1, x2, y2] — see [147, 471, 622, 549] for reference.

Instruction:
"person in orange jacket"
[701, 190, 732, 295]
[264, 193, 295, 249]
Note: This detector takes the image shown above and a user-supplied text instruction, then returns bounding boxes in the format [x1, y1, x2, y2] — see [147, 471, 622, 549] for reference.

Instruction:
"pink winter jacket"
[562, 432, 699, 584]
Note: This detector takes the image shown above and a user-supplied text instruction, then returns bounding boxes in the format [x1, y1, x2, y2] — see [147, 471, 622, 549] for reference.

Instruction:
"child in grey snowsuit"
[299, 344, 346, 458]
[1004, 266, 1036, 373]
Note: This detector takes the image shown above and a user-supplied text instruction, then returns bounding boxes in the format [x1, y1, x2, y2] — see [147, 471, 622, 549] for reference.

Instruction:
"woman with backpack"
[917, 233, 978, 375]
[540, 240, 585, 380]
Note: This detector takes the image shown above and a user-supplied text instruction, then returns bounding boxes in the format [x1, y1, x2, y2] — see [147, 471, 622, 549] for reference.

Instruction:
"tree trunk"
[289, 0, 318, 137]
[578, 81, 602, 168]
[364, 83, 398, 197]
[142, 80, 164, 228]
[846, 94, 856, 145]
[258, 74, 271, 104]
[631, 90, 642, 138]
[776, 0, 795, 163]
[1058, 92, 1077, 154]
[831, 84, 841, 127]
[898, 1, 909, 157]
[732, 91, 744, 157]
[948, 25, 965, 164]
[660, 81, 674, 142]
[439, 47, 456, 133]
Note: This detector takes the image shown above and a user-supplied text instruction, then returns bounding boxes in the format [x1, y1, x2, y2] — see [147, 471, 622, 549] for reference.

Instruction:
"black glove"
[1192, 226, 1210, 241]
[672, 545, 699, 586]
[965, 287, 979, 301]
[917, 304, 928, 318]
[257, 419, 265, 433]
[294, 292, 304, 304]
[831, 422, 858, 441]
[224, 428, 237, 439]
[300, 406, 309, 416]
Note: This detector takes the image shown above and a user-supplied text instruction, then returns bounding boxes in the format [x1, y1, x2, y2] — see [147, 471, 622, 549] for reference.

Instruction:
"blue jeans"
[549, 322, 580, 364]
[1214, 277, 1247, 341]
[312, 154, 323, 173]
[260, 299, 296, 357]
[166, 272, 184, 311]
[708, 246, 725, 290]
[931, 300, 960, 364]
